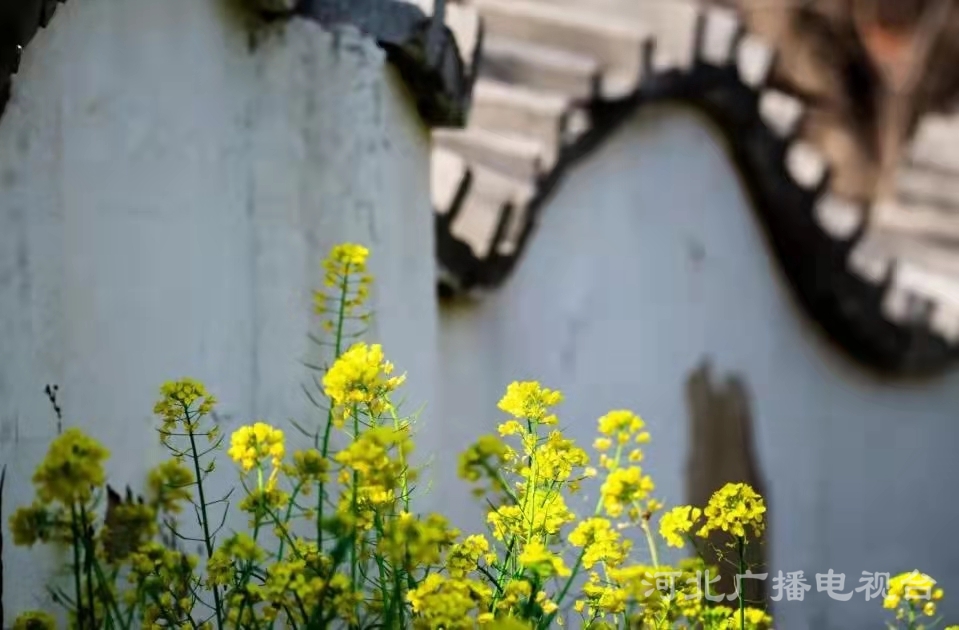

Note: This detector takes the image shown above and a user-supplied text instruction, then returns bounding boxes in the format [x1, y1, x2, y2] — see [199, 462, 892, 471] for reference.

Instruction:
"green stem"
[641, 516, 660, 568]
[185, 410, 224, 630]
[489, 537, 516, 612]
[274, 484, 302, 562]
[522, 576, 542, 620]
[350, 401, 361, 620]
[79, 506, 97, 630]
[77, 512, 127, 630]
[389, 407, 411, 513]
[235, 516, 264, 630]
[738, 536, 745, 630]
[524, 425, 540, 546]
[393, 558, 406, 630]
[69, 506, 87, 629]
[317, 268, 351, 547]
[371, 513, 393, 625]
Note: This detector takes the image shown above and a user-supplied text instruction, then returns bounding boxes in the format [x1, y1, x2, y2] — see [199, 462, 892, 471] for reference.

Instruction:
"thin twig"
[45, 384, 62, 434]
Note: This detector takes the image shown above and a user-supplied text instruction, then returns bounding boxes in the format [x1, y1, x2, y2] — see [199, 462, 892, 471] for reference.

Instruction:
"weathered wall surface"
[0, 0, 436, 619]
[438, 106, 959, 629]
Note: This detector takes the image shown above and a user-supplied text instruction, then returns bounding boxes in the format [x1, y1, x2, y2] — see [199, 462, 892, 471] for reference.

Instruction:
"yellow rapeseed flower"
[488, 489, 575, 541]
[447, 534, 495, 578]
[595, 410, 650, 472]
[730, 607, 774, 629]
[884, 570, 942, 610]
[578, 570, 632, 618]
[459, 435, 509, 486]
[498, 420, 524, 437]
[334, 426, 414, 528]
[597, 410, 646, 438]
[9, 503, 57, 547]
[287, 448, 329, 489]
[228, 422, 285, 473]
[659, 505, 702, 548]
[518, 539, 572, 578]
[600, 466, 655, 519]
[247, 555, 342, 619]
[238, 486, 290, 520]
[206, 532, 264, 586]
[497, 381, 563, 425]
[322, 243, 370, 286]
[481, 618, 532, 630]
[322, 342, 406, 423]
[697, 482, 765, 539]
[12, 610, 56, 630]
[533, 430, 590, 485]
[380, 512, 459, 567]
[314, 243, 373, 324]
[32, 428, 109, 506]
[146, 459, 195, 514]
[407, 573, 493, 629]
[153, 378, 216, 431]
[568, 517, 632, 568]
[100, 499, 158, 564]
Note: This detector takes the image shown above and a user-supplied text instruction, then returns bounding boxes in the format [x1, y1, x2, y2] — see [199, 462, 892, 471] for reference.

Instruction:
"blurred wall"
[438, 105, 959, 630]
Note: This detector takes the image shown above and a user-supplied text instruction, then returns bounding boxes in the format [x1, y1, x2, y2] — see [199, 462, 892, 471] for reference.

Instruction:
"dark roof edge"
[435, 50, 957, 377]
[297, 0, 475, 127]
[0, 0, 66, 122]
[0, 1, 473, 130]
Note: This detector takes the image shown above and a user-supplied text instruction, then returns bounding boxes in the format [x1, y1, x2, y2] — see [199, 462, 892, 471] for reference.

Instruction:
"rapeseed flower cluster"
[146, 458, 195, 514]
[456, 382, 760, 628]
[153, 377, 216, 431]
[699, 482, 766, 539]
[227, 421, 285, 473]
[883, 570, 950, 628]
[697, 604, 773, 629]
[322, 341, 406, 424]
[333, 424, 415, 528]
[406, 573, 492, 629]
[314, 242, 373, 333]
[11, 611, 56, 630]
[498, 380, 563, 425]
[657, 482, 766, 549]
[568, 517, 632, 569]
[380, 512, 458, 567]
[286, 447, 329, 488]
[9, 242, 955, 630]
[32, 428, 109, 506]
[659, 505, 702, 549]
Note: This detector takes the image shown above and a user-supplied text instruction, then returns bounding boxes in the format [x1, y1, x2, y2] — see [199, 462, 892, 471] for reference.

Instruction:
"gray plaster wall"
[438, 106, 959, 630]
[0, 0, 437, 619]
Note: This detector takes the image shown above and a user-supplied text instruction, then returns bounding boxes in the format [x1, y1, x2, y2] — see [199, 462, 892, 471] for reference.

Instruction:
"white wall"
[0, 0, 437, 620]
[438, 105, 959, 630]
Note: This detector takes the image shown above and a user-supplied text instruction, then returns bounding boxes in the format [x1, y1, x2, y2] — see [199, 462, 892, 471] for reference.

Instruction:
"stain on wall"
[685, 359, 769, 607]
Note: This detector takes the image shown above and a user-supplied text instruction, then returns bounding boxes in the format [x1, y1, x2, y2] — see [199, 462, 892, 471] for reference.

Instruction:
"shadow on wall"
[685, 359, 769, 608]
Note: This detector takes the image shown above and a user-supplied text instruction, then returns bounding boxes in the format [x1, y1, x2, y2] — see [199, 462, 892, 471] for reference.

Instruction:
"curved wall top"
[7, 0, 959, 375]
[431, 0, 959, 376]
